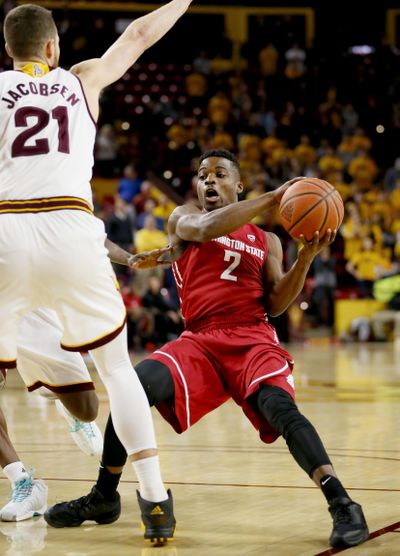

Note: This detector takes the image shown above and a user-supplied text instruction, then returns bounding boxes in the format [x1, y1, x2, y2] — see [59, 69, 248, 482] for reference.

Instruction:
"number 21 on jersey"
[220, 249, 241, 282]
[12, 106, 70, 157]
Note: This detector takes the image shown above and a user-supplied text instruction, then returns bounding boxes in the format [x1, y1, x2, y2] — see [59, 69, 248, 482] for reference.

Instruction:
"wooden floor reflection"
[0, 342, 399, 555]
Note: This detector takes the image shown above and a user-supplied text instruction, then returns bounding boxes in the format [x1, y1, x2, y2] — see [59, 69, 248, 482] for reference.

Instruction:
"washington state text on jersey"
[1, 80, 80, 109]
[212, 236, 265, 260]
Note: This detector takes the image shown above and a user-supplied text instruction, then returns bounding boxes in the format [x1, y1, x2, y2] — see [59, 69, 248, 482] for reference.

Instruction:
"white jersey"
[0, 67, 96, 205]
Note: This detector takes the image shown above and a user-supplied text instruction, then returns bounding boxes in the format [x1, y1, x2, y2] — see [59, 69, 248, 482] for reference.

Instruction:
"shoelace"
[69, 494, 91, 509]
[11, 470, 35, 502]
[68, 488, 97, 510]
[70, 419, 96, 438]
[333, 504, 352, 524]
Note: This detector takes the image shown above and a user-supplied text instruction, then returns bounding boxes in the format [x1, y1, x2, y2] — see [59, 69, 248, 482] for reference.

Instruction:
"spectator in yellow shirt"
[346, 237, 393, 297]
[348, 150, 378, 181]
[318, 147, 344, 175]
[135, 215, 168, 253]
[153, 194, 176, 231]
[351, 128, 372, 152]
[293, 135, 317, 165]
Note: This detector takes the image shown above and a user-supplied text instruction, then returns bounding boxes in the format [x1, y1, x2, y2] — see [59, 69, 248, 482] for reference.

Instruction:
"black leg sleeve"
[101, 359, 175, 468]
[135, 359, 175, 407]
[257, 384, 331, 477]
[101, 413, 128, 468]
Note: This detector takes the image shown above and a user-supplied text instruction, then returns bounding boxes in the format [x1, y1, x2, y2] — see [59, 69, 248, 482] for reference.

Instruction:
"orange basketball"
[279, 178, 344, 241]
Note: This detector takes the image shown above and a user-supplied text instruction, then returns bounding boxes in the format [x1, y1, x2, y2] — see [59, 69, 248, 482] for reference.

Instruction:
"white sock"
[3, 462, 29, 486]
[133, 456, 168, 503]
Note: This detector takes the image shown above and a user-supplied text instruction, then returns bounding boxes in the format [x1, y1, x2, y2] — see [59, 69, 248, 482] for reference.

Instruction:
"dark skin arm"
[168, 178, 302, 245]
[264, 230, 337, 316]
[104, 238, 172, 269]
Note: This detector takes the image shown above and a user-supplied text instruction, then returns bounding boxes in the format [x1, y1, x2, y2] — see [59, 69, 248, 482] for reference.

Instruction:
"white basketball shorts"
[17, 308, 94, 393]
[0, 210, 126, 368]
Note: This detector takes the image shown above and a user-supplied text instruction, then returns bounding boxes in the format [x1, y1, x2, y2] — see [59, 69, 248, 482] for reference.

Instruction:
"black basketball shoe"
[44, 486, 121, 528]
[328, 497, 369, 547]
[137, 489, 176, 543]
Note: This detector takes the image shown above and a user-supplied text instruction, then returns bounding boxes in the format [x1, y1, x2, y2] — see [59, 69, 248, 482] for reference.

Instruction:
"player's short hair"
[199, 149, 240, 174]
[4, 4, 57, 59]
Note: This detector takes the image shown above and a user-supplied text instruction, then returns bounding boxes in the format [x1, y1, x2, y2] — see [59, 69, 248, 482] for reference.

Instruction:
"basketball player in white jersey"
[0, 243, 171, 522]
[0, 1, 192, 542]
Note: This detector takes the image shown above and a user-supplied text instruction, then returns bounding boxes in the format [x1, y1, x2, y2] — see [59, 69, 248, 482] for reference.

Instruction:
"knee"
[79, 393, 99, 422]
[257, 386, 308, 438]
[135, 359, 174, 406]
[68, 392, 99, 422]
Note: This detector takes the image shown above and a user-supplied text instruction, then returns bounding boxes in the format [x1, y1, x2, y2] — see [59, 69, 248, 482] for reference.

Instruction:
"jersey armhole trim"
[72, 72, 97, 129]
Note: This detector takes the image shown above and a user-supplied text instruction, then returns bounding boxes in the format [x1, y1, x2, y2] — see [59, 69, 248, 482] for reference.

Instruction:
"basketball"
[279, 178, 344, 241]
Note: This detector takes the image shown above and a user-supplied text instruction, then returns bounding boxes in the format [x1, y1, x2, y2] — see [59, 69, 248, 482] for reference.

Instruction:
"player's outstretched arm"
[71, 0, 192, 91]
[169, 178, 303, 244]
[264, 230, 336, 316]
[105, 239, 172, 268]
[105, 238, 133, 266]
[128, 246, 173, 269]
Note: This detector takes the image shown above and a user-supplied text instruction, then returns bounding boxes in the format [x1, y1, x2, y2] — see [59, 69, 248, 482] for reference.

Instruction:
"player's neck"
[14, 60, 50, 77]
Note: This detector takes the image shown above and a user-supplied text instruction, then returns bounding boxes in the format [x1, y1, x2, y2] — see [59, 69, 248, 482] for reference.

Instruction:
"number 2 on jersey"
[11, 106, 70, 157]
[220, 249, 241, 282]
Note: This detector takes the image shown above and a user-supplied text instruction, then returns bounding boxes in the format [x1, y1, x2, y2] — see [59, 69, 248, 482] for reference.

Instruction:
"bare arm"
[105, 238, 132, 266]
[169, 178, 301, 244]
[265, 231, 336, 316]
[105, 238, 172, 269]
[71, 0, 192, 93]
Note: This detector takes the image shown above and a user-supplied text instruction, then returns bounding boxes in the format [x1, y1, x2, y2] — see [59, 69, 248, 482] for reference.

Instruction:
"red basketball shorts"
[146, 321, 295, 443]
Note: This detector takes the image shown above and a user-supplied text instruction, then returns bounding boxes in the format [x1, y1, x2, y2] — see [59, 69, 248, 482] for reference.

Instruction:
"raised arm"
[168, 178, 301, 245]
[71, 0, 192, 96]
[264, 230, 336, 316]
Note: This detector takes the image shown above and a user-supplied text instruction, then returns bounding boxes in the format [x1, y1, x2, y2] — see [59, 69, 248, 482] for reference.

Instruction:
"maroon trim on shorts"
[0, 197, 93, 215]
[0, 359, 17, 369]
[61, 315, 127, 352]
[27, 381, 95, 394]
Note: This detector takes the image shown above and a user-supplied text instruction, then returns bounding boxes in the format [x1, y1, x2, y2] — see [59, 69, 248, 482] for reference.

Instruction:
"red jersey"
[172, 223, 268, 331]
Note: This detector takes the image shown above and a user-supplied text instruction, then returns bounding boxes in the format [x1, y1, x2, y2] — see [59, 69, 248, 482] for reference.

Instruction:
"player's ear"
[236, 181, 244, 195]
[44, 38, 55, 62]
[5, 43, 12, 58]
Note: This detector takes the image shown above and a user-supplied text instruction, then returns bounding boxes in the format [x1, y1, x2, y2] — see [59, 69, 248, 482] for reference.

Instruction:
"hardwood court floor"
[0, 341, 399, 556]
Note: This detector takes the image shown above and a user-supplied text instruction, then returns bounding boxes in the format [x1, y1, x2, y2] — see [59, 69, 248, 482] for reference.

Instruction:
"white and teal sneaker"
[0, 471, 48, 522]
[55, 400, 103, 457]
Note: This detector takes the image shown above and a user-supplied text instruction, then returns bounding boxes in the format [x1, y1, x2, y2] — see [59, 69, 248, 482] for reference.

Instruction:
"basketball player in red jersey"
[45, 150, 369, 549]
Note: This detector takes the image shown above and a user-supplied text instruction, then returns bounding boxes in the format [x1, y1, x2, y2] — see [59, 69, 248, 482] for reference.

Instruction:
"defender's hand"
[128, 246, 173, 269]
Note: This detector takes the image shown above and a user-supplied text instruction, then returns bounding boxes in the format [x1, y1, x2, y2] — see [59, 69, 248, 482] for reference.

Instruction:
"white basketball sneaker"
[0, 472, 48, 522]
[55, 399, 103, 456]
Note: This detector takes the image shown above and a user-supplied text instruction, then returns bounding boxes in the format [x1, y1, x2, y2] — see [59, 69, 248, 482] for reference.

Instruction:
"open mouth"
[205, 188, 220, 202]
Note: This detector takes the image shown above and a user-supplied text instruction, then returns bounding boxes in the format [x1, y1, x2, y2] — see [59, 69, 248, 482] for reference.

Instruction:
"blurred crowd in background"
[2, 2, 400, 344]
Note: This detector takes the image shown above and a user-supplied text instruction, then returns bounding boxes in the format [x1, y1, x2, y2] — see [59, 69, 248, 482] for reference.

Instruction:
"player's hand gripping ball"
[279, 177, 344, 241]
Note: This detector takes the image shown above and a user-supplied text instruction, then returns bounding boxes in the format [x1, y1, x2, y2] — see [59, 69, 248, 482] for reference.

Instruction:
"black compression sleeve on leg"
[102, 413, 128, 468]
[257, 385, 331, 476]
[135, 359, 175, 406]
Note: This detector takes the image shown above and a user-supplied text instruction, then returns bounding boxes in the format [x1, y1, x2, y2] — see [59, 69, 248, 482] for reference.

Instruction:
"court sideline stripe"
[313, 520, 400, 555]
[1, 476, 398, 493]
[14, 447, 400, 463]
[12, 441, 400, 454]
